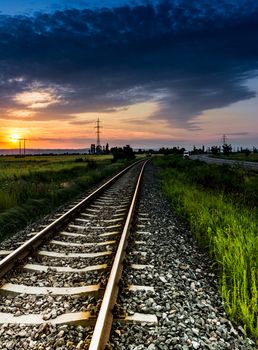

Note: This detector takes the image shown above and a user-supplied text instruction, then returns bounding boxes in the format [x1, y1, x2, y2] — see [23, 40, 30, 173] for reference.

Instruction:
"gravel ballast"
[110, 162, 255, 350]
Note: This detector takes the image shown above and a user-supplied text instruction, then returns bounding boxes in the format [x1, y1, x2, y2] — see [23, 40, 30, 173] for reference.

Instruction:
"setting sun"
[10, 133, 19, 142]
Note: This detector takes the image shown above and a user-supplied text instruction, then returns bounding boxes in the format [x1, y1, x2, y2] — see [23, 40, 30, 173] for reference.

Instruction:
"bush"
[111, 145, 135, 162]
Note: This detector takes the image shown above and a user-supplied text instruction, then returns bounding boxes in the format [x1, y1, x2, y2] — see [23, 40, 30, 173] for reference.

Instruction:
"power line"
[222, 134, 227, 145]
[95, 118, 102, 153]
[17, 138, 27, 156]
[96, 118, 101, 148]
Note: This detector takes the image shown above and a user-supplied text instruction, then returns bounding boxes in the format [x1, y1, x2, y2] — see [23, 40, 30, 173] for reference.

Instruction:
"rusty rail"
[88, 160, 148, 350]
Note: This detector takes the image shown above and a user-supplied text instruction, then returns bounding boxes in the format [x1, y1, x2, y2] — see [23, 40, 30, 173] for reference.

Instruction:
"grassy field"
[213, 152, 258, 162]
[154, 156, 258, 339]
[0, 154, 127, 241]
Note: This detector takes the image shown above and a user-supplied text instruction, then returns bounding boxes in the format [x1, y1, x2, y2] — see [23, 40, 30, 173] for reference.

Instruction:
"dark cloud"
[0, 1, 258, 128]
[69, 119, 96, 125]
[122, 118, 154, 125]
[228, 132, 250, 136]
[30, 137, 92, 143]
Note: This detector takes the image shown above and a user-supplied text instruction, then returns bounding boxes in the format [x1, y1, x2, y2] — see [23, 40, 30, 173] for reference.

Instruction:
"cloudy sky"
[0, 0, 258, 149]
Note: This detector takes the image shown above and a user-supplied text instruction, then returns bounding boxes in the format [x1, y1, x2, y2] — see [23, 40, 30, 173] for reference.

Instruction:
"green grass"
[213, 152, 258, 163]
[154, 156, 258, 339]
[0, 154, 113, 180]
[0, 154, 127, 241]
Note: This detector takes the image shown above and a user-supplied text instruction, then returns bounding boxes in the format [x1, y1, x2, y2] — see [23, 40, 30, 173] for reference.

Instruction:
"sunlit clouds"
[7, 109, 36, 120]
[14, 89, 59, 109]
[0, 1, 258, 149]
[14, 91, 54, 109]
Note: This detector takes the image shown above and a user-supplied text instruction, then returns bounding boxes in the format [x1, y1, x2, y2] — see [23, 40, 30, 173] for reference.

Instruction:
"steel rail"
[0, 159, 146, 278]
[88, 159, 149, 350]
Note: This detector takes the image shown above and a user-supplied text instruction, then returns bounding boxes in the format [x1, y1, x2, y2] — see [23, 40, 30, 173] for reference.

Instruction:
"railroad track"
[0, 159, 157, 350]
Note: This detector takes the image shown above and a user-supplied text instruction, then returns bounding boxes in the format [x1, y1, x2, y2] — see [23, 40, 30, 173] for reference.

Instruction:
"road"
[190, 154, 258, 170]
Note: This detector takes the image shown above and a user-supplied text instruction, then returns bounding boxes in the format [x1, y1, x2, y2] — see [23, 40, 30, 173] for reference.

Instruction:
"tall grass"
[155, 156, 258, 339]
[0, 155, 127, 241]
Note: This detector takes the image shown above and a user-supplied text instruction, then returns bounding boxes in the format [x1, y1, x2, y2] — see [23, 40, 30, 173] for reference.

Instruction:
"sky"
[0, 0, 258, 150]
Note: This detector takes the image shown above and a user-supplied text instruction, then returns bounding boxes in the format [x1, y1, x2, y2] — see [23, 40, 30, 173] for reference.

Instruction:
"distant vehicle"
[183, 151, 190, 158]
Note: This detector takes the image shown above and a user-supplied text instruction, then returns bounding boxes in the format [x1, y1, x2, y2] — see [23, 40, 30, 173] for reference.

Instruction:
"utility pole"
[222, 134, 227, 145]
[19, 139, 22, 156]
[23, 139, 26, 156]
[18, 138, 27, 156]
[95, 118, 102, 154]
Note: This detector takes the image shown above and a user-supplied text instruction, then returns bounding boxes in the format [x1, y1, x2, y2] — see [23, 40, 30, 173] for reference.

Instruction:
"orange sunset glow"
[0, 1, 258, 152]
[10, 133, 19, 142]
